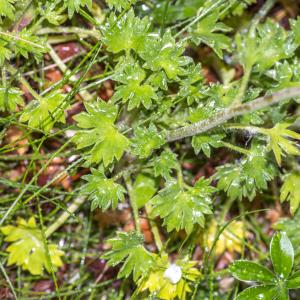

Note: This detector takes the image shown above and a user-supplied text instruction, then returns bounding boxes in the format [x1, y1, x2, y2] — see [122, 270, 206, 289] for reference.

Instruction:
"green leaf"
[0, 40, 12, 66]
[0, 86, 24, 112]
[64, 0, 92, 18]
[215, 152, 275, 201]
[270, 232, 294, 279]
[235, 285, 278, 300]
[0, 217, 64, 275]
[190, 11, 232, 58]
[139, 31, 192, 79]
[102, 9, 150, 54]
[274, 211, 300, 265]
[82, 168, 126, 211]
[105, 0, 132, 11]
[102, 231, 154, 282]
[287, 270, 300, 289]
[151, 178, 215, 234]
[112, 59, 158, 110]
[178, 64, 204, 105]
[13, 29, 47, 61]
[230, 0, 256, 16]
[192, 133, 224, 157]
[153, 149, 178, 179]
[20, 91, 67, 131]
[236, 20, 296, 72]
[131, 124, 165, 159]
[258, 123, 300, 166]
[0, 0, 16, 20]
[133, 174, 157, 208]
[230, 260, 275, 283]
[280, 172, 300, 215]
[73, 101, 129, 166]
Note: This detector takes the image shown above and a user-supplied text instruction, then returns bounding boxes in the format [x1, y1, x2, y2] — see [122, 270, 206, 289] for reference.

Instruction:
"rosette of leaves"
[151, 178, 215, 234]
[0, 217, 64, 275]
[230, 232, 300, 300]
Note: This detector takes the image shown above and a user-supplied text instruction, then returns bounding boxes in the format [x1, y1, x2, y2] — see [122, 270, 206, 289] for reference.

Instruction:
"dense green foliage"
[1, 0, 300, 299]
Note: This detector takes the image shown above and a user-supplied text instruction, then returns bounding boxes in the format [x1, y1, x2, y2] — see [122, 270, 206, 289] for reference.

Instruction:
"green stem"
[145, 203, 162, 251]
[221, 141, 251, 156]
[45, 196, 86, 238]
[124, 175, 140, 233]
[47, 43, 93, 100]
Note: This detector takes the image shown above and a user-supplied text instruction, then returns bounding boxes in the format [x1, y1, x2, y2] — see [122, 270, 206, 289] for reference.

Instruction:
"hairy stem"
[167, 86, 300, 142]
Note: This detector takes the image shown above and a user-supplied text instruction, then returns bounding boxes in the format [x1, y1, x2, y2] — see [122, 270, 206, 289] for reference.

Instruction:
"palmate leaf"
[102, 9, 150, 54]
[139, 31, 192, 79]
[280, 172, 300, 215]
[215, 152, 275, 201]
[82, 168, 126, 211]
[0, 86, 24, 112]
[73, 101, 129, 166]
[190, 11, 232, 58]
[20, 91, 67, 131]
[0, 217, 64, 275]
[0, 0, 16, 20]
[131, 124, 166, 159]
[257, 123, 300, 166]
[112, 59, 158, 110]
[151, 178, 215, 234]
[231, 231, 298, 300]
[102, 231, 154, 282]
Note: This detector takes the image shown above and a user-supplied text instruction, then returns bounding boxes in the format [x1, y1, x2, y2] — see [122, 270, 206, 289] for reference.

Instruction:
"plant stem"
[221, 141, 251, 156]
[124, 175, 140, 233]
[167, 86, 300, 142]
[45, 196, 86, 238]
[145, 203, 162, 251]
[47, 43, 93, 100]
